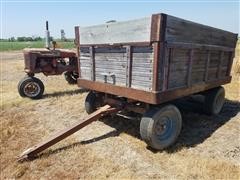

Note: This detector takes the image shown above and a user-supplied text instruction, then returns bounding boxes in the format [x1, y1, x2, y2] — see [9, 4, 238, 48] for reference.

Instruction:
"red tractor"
[18, 22, 78, 99]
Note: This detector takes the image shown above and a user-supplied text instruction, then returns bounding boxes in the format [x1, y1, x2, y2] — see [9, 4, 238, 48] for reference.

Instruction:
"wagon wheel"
[18, 76, 44, 99]
[85, 91, 104, 114]
[140, 105, 182, 150]
[204, 86, 225, 115]
[64, 71, 78, 84]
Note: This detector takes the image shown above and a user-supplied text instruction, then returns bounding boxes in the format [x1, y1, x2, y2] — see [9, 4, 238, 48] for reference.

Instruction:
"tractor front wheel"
[18, 76, 44, 99]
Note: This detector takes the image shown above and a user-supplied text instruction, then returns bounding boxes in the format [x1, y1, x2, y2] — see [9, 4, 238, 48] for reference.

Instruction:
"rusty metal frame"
[78, 77, 231, 104]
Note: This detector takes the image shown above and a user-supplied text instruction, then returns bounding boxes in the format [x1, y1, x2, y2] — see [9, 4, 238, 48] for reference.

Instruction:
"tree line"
[0, 36, 53, 42]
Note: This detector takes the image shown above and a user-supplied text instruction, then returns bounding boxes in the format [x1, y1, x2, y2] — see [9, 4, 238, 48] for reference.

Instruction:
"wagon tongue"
[17, 105, 119, 162]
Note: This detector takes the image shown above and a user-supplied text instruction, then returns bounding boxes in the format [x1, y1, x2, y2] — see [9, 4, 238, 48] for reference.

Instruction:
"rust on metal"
[78, 77, 231, 105]
[23, 48, 78, 76]
[157, 77, 231, 103]
[18, 105, 119, 162]
[78, 78, 158, 104]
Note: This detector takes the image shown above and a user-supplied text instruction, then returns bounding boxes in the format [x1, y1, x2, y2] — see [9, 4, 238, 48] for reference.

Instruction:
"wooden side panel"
[221, 51, 232, 76]
[165, 47, 233, 90]
[79, 46, 154, 91]
[95, 52, 127, 86]
[131, 52, 153, 91]
[207, 51, 219, 80]
[191, 50, 208, 84]
[80, 17, 151, 45]
[168, 49, 189, 89]
[80, 52, 91, 80]
[165, 15, 237, 48]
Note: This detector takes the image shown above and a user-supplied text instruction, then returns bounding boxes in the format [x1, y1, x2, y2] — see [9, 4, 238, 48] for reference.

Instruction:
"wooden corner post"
[151, 13, 167, 92]
[75, 26, 81, 78]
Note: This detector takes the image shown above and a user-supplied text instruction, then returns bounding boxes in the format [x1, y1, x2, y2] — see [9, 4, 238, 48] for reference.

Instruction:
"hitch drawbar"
[18, 105, 119, 161]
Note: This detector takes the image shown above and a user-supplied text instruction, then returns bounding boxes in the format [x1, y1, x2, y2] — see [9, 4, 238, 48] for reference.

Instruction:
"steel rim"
[154, 115, 173, 141]
[23, 82, 41, 97]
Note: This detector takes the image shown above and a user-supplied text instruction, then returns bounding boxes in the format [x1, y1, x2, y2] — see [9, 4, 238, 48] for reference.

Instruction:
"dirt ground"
[0, 51, 239, 179]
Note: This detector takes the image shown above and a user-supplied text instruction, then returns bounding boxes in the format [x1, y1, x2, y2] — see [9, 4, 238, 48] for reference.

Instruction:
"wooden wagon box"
[17, 14, 239, 158]
[75, 13, 237, 104]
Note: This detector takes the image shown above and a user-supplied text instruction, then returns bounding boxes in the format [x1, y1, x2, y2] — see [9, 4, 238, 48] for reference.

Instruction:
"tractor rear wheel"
[64, 71, 78, 84]
[140, 105, 182, 150]
[18, 76, 44, 99]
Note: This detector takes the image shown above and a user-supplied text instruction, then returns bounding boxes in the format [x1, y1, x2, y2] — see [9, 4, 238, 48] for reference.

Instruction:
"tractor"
[18, 21, 78, 99]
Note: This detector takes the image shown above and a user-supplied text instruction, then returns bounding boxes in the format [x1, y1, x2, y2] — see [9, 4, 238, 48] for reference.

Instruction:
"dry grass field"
[0, 45, 240, 179]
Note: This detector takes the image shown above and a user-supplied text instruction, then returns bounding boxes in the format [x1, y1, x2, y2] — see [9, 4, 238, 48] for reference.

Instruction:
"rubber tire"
[64, 71, 78, 84]
[85, 91, 104, 114]
[18, 76, 44, 99]
[140, 105, 182, 150]
[204, 86, 225, 115]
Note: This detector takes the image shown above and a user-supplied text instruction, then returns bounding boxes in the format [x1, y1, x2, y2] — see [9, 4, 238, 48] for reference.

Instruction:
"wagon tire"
[64, 71, 78, 84]
[85, 91, 104, 114]
[18, 76, 44, 99]
[140, 105, 182, 150]
[204, 86, 225, 115]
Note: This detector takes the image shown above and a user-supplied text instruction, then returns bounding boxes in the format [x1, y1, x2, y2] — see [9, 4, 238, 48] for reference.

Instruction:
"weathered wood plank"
[217, 51, 224, 78]
[187, 49, 194, 87]
[167, 42, 235, 52]
[89, 46, 95, 81]
[204, 51, 211, 82]
[166, 15, 237, 47]
[126, 46, 133, 87]
[80, 17, 151, 45]
[80, 46, 153, 53]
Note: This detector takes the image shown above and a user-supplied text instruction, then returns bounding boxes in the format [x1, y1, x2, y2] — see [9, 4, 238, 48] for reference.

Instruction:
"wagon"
[19, 13, 237, 160]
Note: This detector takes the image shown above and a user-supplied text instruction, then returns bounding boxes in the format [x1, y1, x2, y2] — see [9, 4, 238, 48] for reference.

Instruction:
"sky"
[1, 0, 239, 39]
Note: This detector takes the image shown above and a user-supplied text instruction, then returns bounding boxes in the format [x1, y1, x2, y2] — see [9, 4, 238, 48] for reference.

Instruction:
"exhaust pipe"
[45, 21, 50, 49]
